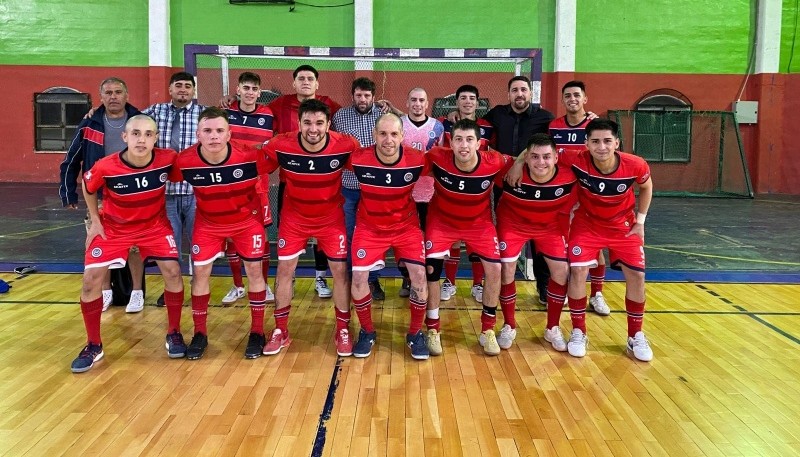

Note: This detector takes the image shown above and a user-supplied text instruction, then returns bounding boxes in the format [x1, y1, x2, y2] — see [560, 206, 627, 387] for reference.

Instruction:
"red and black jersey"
[83, 147, 175, 236]
[439, 117, 495, 151]
[171, 141, 266, 225]
[225, 101, 274, 147]
[549, 115, 591, 155]
[561, 150, 651, 226]
[424, 146, 512, 229]
[496, 164, 578, 226]
[268, 94, 341, 134]
[263, 131, 358, 223]
[350, 145, 425, 231]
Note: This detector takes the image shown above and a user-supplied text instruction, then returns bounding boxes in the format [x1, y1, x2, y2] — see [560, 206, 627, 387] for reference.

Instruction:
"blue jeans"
[342, 186, 378, 283]
[166, 193, 196, 267]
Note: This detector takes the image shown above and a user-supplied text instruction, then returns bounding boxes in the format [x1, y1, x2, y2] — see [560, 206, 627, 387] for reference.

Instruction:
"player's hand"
[84, 107, 98, 119]
[220, 95, 237, 108]
[504, 160, 525, 187]
[446, 110, 461, 123]
[587, 111, 599, 120]
[625, 223, 644, 241]
[85, 219, 106, 248]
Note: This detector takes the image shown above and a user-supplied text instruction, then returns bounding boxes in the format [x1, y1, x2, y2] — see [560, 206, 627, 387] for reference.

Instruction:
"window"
[34, 87, 91, 152]
[633, 91, 691, 162]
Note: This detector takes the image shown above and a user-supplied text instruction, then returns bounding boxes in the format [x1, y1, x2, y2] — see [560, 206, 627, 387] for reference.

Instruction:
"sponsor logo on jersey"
[571, 246, 582, 256]
[91, 247, 102, 258]
[278, 238, 286, 248]
[499, 241, 507, 251]
[555, 187, 564, 196]
[363, 172, 375, 179]
[287, 159, 300, 167]
[159, 173, 168, 183]
[192, 245, 200, 254]
[356, 249, 367, 259]
[617, 183, 627, 192]
[404, 172, 413, 182]
[481, 180, 491, 190]
[330, 159, 340, 169]
[233, 168, 244, 179]
[113, 182, 128, 190]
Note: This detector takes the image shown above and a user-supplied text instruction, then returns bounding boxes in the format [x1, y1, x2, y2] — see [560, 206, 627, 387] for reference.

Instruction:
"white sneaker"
[102, 289, 113, 312]
[425, 329, 443, 356]
[315, 277, 332, 298]
[543, 326, 567, 352]
[567, 328, 588, 358]
[222, 285, 245, 305]
[589, 292, 611, 316]
[265, 285, 275, 303]
[125, 290, 144, 313]
[496, 324, 517, 349]
[478, 330, 501, 356]
[627, 331, 653, 362]
[440, 279, 455, 301]
[471, 284, 483, 303]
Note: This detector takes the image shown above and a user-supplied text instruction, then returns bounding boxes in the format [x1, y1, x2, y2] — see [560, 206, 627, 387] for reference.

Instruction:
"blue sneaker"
[165, 331, 187, 359]
[406, 330, 430, 360]
[71, 342, 104, 373]
[353, 328, 377, 358]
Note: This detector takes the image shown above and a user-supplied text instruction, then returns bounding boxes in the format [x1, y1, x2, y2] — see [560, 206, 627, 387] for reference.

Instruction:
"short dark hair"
[238, 71, 261, 86]
[508, 75, 531, 90]
[526, 133, 556, 151]
[351, 77, 375, 95]
[293, 65, 319, 79]
[585, 119, 619, 138]
[198, 106, 229, 124]
[455, 84, 479, 99]
[561, 80, 586, 94]
[170, 71, 195, 85]
[298, 98, 330, 122]
[452, 118, 481, 139]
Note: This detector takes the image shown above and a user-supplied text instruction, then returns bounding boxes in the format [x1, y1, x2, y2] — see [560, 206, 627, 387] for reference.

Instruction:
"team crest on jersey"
[404, 172, 413, 183]
[233, 168, 244, 179]
[278, 238, 286, 248]
[160, 173, 168, 183]
[258, 118, 265, 126]
[617, 184, 627, 192]
[356, 249, 367, 259]
[428, 131, 436, 139]
[480, 128, 485, 136]
[330, 159, 340, 169]
[425, 240, 433, 250]
[555, 187, 564, 196]
[481, 180, 491, 190]
[192, 244, 200, 255]
[571, 246, 582, 256]
[91, 247, 102, 258]
[499, 241, 507, 251]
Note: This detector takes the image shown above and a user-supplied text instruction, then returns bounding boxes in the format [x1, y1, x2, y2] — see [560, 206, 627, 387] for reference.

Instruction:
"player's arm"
[59, 120, 92, 208]
[82, 179, 106, 248]
[627, 176, 653, 240]
[376, 99, 402, 116]
[503, 150, 529, 187]
[261, 141, 280, 174]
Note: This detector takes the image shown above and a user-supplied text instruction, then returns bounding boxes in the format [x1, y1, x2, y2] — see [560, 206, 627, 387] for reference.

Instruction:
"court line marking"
[311, 356, 343, 457]
[647, 246, 800, 266]
[0, 222, 85, 239]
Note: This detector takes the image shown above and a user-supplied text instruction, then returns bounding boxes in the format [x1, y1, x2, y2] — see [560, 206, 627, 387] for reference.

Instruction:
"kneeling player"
[71, 115, 185, 373]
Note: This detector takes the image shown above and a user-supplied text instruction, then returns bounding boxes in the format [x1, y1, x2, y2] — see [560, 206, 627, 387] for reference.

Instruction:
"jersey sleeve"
[636, 157, 652, 184]
[83, 158, 106, 195]
[262, 141, 280, 174]
[168, 156, 184, 182]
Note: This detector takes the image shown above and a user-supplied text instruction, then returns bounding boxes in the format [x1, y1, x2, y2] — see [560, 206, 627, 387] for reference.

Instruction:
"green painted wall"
[781, 0, 800, 73]
[0, 0, 149, 66]
[576, 0, 754, 74]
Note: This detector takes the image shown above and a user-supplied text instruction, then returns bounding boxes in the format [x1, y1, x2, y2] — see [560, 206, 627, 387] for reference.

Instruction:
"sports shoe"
[589, 292, 611, 316]
[543, 326, 567, 352]
[335, 328, 353, 356]
[263, 328, 291, 355]
[245, 332, 266, 359]
[70, 343, 104, 373]
[567, 329, 588, 358]
[537, 286, 547, 306]
[406, 330, 430, 360]
[315, 277, 332, 298]
[496, 324, 517, 350]
[186, 332, 208, 360]
[265, 285, 275, 303]
[165, 331, 187, 358]
[370, 280, 385, 301]
[125, 290, 144, 313]
[440, 279, 455, 301]
[479, 330, 501, 356]
[156, 292, 165, 307]
[353, 328, 377, 358]
[101, 289, 113, 312]
[222, 285, 245, 305]
[471, 284, 484, 303]
[627, 331, 653, 362]
[425, 329, 443, 356]
[398, 277, 411, 297]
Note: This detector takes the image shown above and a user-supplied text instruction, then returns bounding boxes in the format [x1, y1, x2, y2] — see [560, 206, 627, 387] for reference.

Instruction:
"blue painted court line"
[311, 356, 343, 457]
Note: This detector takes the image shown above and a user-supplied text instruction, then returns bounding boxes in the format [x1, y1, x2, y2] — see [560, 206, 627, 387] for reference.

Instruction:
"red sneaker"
[263, 328, 291, 355]
[335, 328, 353, 356]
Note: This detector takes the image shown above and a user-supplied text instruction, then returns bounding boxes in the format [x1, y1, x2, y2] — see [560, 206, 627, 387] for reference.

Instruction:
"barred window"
[633, 92, 692, 162]
[35, 87, 91, 152]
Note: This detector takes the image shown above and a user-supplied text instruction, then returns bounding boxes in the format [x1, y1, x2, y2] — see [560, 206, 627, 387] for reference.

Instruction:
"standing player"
[221, 71, 275, 306]
[549, 81, 610, 316]
[349, 114, 429, 359]
[423, 119, 512, 356]
[563, 119, 654, 361]
[261, 99, 360, 356]
[497, 134, 577, 351]
[70, 115, 185, 373]
[170, 107, 269, 360]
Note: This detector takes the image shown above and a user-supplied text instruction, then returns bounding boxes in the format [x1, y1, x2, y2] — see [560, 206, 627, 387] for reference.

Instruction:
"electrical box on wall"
[733, 101, 758, 124]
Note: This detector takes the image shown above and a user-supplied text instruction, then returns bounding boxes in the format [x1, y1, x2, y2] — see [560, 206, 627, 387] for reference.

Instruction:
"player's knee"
[426, 258, 444, 282]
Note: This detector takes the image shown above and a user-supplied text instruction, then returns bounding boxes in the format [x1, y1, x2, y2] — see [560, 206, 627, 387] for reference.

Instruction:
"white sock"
[426, 308, 439, 320]
[316, 270, 326, 279]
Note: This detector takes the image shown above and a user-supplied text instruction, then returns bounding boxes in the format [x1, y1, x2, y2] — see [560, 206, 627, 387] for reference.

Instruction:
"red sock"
[471, 260, 484, 286]
[164, 289, 184, 333]
[546, 279, 567, 329]
[480, 305, 497, 332]
[589, 265, 605, 297]
[499, 282, 517, 328]
[274, 305, 291, 334]
[626, 297, 646, 337]
[249, 290, 267, 334]
[335, 306, 351, 331]
[80, 297, 103, 345]
[567, 296, 587, 333]
[425, 314, 440, 331]
[191, 294, 210, 335]
[445, 246, 459, 283]
[408, 297, 426, 334]
[353, 293, 374, 333]
[262, 255, 270, 284]
[227, 246, 244, 288]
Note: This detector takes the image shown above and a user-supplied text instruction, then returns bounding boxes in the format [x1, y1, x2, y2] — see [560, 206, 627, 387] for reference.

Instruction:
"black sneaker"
[537, 286, 548, 306]
[370, 280, 385, 301]
[398, 277, 411, 298]
[352, 328, 377, 358]
[186, 332, 208, 360]
[245, 332, 266, 359]
[406, 330, 430, 360]
[156, 292, 165, 307]
[71, 342, 104, 373]
[165, 331, 187, 358]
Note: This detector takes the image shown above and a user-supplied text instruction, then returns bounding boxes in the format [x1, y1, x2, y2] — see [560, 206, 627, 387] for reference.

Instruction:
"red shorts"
[351, 224, 425, 271]
[497, 220, 567, 263]
[277, 212, 348, 261]
[425, 217, 499, 262]
[568, 217, 645, 271]
[192, 216, 266, 266]
[85, 222, 178, 270]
